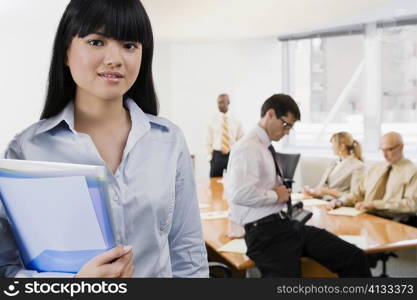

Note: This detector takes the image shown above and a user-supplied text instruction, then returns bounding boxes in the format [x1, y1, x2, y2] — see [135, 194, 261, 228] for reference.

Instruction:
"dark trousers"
[210, 150, 230, 178]
[244, 216, 372, 278]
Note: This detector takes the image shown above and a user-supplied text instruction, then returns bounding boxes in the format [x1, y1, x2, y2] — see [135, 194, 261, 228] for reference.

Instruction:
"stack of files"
[0, 159, 115, 274]
[200, 210, 229, 220]
[218, 238, 247, 254]
[327, 207, 364, 216]
[301, 199, 328, 206]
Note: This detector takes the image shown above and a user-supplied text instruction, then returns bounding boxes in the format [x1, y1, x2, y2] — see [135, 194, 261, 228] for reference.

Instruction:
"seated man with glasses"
[329, 132, 417, 226]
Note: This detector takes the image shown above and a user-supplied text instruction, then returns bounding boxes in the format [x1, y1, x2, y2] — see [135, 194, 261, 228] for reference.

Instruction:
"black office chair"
[366, 212, 414, 277]
[393, 213, 417, 228]
[208, 262, 232, 278]
[367, 252, 398, 277]
[275, 152, 300, 183]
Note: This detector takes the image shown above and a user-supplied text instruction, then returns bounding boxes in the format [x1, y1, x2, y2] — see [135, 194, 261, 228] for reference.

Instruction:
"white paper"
[327, 207, 364, 216]
[199, 203, 211, 209]
[0, 159, 106, 178]
[338, 235, 367, 249]
[291, 193, 306, 201]
[301, 199, 328, 206]
[200, 210, 229, 220]
[218, 238, 247, 254]
[0, 176, 106, 259]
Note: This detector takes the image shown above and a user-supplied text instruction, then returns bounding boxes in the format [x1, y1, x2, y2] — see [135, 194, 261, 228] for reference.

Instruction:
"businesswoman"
[0, 0, 208, 278]
[304, 132, 365, 200]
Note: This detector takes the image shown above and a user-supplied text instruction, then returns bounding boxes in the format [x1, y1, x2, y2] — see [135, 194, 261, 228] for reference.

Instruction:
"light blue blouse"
[0, 98, 209, 278]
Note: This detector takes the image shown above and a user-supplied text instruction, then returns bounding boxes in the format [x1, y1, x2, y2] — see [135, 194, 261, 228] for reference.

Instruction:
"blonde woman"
[304, 132, 365, 200]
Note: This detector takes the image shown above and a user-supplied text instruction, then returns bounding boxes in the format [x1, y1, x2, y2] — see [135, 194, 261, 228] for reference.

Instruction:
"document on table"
[338, 235, 367, 249]
[199, 203, 211, 209]
[200, 210, 229, 220]
[327, 207, 364, 216]
[291, 193, 306, 202]
[218, 238, 247, 254]
[301, 199, 328, 206]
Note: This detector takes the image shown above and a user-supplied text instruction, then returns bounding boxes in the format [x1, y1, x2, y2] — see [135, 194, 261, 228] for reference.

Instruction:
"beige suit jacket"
[317, 155, 365, 196]
[342, 158, 417, 216]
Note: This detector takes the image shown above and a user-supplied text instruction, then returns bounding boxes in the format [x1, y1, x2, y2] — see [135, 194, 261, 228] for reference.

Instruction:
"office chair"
[275, 152, 313, 224]
[367, 252, 398, 277]
[208, 262, 232, 278]
[394, 213, 417, 228]
[366, 212, 417, 277]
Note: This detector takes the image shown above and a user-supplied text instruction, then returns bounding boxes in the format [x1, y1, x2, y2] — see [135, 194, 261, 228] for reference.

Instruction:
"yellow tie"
[220, 114, 230, 154]
[373, 166, 392, 200]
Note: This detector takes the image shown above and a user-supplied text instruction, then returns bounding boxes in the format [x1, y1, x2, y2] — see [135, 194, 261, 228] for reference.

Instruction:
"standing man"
[226, 94, 371, 277]
[207, 93, 243, 177]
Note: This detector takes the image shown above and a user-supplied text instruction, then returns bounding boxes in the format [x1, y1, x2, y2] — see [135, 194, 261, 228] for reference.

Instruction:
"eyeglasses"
[278, 117, 294, 130]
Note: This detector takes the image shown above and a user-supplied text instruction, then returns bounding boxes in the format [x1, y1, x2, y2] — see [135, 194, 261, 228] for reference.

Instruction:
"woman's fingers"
[92, 245, 132, 266]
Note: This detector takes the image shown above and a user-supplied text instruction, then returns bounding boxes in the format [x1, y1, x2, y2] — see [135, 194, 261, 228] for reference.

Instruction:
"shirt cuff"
[339, 195, 350, 206]
[371, 200, 386, 210]
[265, 190, 278, 205]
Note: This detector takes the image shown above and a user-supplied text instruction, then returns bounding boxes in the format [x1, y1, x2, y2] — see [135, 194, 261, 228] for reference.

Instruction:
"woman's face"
[331, 140, 340, 156]
[66, 33, 142, 101]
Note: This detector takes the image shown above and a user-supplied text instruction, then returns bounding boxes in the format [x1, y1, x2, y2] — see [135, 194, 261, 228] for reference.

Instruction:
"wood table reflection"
[198, 177, 417, 276]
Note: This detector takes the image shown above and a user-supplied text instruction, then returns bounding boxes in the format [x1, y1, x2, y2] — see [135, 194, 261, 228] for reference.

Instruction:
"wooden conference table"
[198, 178, 417, 277]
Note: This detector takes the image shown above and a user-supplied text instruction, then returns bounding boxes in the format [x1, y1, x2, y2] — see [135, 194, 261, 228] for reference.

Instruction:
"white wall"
[0, 0, 283, 168]
[154, 38, 282, 178]
[0, 0, 69, 153]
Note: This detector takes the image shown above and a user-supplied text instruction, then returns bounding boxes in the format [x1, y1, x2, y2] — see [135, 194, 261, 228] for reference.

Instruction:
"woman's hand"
[327, 199, 342, 210]
[75, 245, 134, 278]
[303, 187, 322, 198]
[355, 202, 375, 211]
[302, 188, 314, 197]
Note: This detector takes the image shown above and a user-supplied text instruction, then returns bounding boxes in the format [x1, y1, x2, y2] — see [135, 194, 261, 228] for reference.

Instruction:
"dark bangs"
[67, 0, 152, 46]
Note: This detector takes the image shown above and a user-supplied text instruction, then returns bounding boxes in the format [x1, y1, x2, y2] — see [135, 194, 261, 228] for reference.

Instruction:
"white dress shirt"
[0, 98, 209, 278]
[225, 125, 285, 225]
[207, 112, 243, 160]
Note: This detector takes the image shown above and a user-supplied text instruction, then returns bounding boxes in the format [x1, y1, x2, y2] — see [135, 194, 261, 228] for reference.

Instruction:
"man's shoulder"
[232, 134, 262, 154]
[208, 113, 220, 124]
[366, 161, 385, 174]
[228, 113, 241, 122]
[402, 159, 417, 173]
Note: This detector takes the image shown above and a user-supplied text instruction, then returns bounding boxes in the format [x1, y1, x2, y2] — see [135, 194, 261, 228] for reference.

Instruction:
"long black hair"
[41, 0, 158, 119]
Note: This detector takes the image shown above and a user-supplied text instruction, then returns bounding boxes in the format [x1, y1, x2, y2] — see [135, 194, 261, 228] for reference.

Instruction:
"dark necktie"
[268, 145, 292, 217]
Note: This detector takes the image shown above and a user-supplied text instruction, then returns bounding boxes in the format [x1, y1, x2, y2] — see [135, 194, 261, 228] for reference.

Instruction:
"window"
[282, 22, 417, 154]
[381, 25, 417, 147]
[285, 35, 365, 148]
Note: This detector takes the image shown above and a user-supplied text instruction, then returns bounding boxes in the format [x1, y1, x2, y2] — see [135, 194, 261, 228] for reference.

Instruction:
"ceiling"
[141, 0, 392, 42]
[1, 0, 400, 42]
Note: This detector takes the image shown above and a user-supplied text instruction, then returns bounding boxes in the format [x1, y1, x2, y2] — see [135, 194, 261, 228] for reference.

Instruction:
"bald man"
[329, 132, 417, 223]
[207, 94, 243, 177]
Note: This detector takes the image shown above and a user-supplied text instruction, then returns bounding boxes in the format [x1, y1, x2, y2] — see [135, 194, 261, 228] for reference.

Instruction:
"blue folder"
[0, 167, 115, 274]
